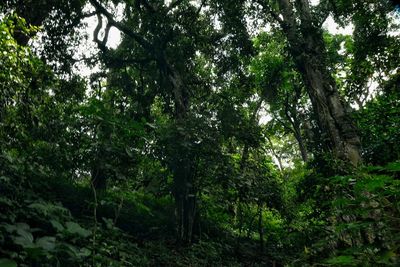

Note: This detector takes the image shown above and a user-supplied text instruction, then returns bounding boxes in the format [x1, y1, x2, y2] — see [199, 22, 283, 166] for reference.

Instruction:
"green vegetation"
[1, 0, 399, 266]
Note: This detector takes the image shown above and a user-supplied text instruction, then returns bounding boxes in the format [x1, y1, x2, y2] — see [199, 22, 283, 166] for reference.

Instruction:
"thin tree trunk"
[266, 136, 284, 171]
[284, 106, 309, 162]
[258, 203, 264, 252]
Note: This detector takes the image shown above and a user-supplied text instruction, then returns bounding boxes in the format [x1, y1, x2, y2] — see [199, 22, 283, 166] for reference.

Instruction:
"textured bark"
[275, 0, 362, 165]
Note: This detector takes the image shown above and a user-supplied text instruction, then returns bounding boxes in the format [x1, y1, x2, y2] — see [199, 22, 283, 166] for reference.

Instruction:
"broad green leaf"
[16, 223, 30, 231]
[78, 247, 91, 257]
[28, 203, 49, 215]
[36, 236, 56, 251]
[50, 219, 64, 232]
[13, 234, 34, 248]
[14, 223, 34, 247]
[63, 243, 80, 257]
[3, 224, 16, 233]
[65, 221, 91, 237]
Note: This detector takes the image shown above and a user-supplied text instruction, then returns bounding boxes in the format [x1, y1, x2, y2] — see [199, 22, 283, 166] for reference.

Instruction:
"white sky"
[76, 1, 354, 68]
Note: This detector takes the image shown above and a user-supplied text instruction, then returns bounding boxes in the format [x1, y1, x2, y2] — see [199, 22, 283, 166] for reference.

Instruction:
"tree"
[2, 0, 88, 73]
[251, 32, 310, 163]
[255, 0, 363, 166]
[88, 0, 221, 243]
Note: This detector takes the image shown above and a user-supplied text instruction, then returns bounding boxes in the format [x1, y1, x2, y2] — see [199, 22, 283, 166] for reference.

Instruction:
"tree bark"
[275, 0, 362, 166]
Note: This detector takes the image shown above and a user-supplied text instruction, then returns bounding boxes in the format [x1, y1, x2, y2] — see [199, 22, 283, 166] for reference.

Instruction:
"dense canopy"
[0, 0, 399, 266]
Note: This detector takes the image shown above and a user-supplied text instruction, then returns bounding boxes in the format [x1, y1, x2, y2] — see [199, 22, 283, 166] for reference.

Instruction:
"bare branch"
[80, 11, 98, 19]
[89, 0, 154, 53]
[93, 13, 107, 51]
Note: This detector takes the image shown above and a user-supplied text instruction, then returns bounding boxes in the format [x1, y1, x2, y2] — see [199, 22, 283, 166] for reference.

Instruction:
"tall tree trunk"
[173, 157, 197, 244]
[276, 0, 362, 166]
[165, 62, 197, 244]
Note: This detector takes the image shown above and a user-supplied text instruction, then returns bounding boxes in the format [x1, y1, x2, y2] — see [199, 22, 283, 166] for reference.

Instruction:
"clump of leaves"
[293, 162, 400, 266]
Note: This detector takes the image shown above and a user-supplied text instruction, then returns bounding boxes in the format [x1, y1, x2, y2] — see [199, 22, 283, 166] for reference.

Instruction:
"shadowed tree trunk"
[165, 64, 198, 244]
[257, 202, 265, 252]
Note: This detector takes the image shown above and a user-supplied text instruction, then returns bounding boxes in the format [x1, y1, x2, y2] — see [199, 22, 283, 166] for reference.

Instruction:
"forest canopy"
[0, 0, 399, 266]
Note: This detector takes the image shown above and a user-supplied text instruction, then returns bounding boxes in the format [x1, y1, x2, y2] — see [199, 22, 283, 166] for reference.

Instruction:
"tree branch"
[89, 0, 154, 53]
[273, 112, 295, 135]
[93, 13, 108, 52]
[255, 0, 284, 27]
[194, 0, 206, 18]
[313, 0, 332, 27]
[264, 136, 284, 171]
[80, 11, 98, 19]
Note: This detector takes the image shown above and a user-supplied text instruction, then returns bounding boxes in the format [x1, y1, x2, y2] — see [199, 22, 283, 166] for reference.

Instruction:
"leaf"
[16, 223, 30, 231]
[65, 221, 91, 237]
[325, 255, 356, 265]
[146, 122, 156, 129]
[385, 162, 400, 172]
[360, 175, 390, 192]
[78, 247, 91, 257]
[35, 236, 56, 251]
[28, 203, 49, 215]
[125, 147, 134, 158]
[14, 223, 34, 248]
[50, 219, 64, 232]
[3, 224, 16, 233]
[13, 235, 34, 248]
[0, 259, 17, 267]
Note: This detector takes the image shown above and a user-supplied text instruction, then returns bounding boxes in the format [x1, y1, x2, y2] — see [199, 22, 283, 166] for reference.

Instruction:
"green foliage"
[0, 259, 17, 267]
[286, 163, 400, 266]
[355, 74, 400, 164]
[1, 1, 400, 266]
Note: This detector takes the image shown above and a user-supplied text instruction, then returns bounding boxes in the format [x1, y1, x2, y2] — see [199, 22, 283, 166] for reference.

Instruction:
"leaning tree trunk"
[276, 0, 362, 166]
